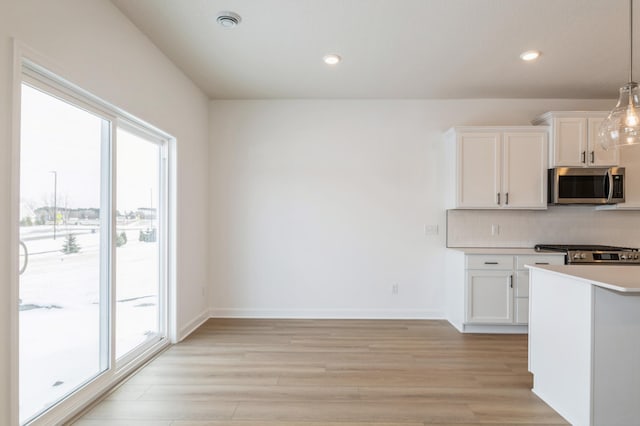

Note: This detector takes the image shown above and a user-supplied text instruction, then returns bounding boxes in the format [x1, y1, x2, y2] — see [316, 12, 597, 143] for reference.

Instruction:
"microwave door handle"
[606, 169, 614, 203]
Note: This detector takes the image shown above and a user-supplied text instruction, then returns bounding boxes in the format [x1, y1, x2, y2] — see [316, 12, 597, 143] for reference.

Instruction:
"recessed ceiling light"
[216, 11, 241, 28]
[323, 54, 341, 65]
[520, 50, 541, 61]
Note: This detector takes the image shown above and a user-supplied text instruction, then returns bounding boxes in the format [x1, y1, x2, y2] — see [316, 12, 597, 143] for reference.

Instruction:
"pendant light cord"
[631, 0, 634, 82]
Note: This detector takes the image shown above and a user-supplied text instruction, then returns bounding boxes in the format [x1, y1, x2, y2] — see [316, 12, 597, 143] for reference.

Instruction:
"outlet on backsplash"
[491, 224, 500, 236]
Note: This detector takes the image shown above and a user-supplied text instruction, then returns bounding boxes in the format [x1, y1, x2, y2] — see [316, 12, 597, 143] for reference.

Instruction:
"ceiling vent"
[216, 11, 242, 28]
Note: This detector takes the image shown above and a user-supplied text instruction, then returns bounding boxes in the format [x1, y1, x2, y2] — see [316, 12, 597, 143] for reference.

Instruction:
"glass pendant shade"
[600, 82, 640, 150]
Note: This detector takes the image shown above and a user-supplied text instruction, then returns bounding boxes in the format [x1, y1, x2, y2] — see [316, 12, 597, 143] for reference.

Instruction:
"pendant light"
[600, 0, 640, 150]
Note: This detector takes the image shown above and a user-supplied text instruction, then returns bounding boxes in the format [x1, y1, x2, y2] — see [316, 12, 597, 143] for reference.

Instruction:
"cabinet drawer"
[516, 255, 564, 270]
[466, 255, 513, 270]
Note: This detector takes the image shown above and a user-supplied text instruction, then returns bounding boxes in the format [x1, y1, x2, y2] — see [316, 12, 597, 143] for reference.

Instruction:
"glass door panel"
[115, 127, 162, 359]
[19, 84, 109, 423]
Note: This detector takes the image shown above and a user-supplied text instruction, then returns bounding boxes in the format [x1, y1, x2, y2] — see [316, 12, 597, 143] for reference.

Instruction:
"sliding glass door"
[18, 66, 170, 424]
[19, 83, 110, 424]
[115, 126, 165, 360]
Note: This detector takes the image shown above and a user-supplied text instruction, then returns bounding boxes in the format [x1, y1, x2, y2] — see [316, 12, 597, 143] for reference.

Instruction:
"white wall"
[208, 98, 614, 319]
[0, 1, 210, 422]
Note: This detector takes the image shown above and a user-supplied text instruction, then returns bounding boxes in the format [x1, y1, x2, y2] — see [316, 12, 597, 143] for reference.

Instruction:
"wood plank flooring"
[73, 319, 568, 425]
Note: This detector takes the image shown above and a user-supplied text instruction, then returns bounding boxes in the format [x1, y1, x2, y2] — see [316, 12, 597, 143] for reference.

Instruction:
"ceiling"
[111, 0, 633, 100]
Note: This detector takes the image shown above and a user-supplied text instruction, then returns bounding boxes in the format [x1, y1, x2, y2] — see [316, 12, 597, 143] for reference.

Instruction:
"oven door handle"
[606, 169, 614, 204]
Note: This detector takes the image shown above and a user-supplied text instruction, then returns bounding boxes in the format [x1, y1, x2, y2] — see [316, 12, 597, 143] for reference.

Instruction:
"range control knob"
[580, 253, 586, 259]
[573, 253, 581, 259]
[622, 254, 627, 260]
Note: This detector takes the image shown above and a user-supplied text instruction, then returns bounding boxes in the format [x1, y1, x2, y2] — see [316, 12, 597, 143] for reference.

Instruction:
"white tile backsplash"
[447, 207, 640, 248]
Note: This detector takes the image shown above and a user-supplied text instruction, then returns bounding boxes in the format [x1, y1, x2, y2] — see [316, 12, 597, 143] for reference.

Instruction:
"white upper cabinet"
[445, 127, 548, 210]
[533, 112, 618, 167]
[503, 132, 548, 208]
[456, 131, 501, 208]
[553, 117, 585, 166]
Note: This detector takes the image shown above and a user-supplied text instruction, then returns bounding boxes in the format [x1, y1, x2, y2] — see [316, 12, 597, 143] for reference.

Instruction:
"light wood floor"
[73, 319, 568, 425]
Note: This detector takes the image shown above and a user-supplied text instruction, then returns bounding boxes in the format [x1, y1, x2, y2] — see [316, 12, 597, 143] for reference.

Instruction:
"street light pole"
[49, 170, 57, 240]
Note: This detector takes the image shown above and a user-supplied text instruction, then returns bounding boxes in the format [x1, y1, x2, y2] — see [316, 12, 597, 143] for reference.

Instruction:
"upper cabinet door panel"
[502, 132, 547, 209]
[457, 132, 501, 208]
[554, 117, 586, 166]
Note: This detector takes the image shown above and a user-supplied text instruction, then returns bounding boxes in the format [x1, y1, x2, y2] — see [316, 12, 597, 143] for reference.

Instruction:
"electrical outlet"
[392, 284, 399, 295]
[424, 224, 439, 236]
[491, 224, 500, 236]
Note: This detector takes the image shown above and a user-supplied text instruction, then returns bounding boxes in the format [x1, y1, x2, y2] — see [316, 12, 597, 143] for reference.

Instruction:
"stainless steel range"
[534, 244, 640, 264]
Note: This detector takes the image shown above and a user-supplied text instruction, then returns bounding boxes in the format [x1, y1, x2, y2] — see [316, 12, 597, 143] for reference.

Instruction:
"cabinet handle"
[582, 151, 586, 163]
[591, 151, 595, 163]
[484, 261, 499, 265]
[497, 193, 500, 205]
[509, 275, 513, 288]
[505, 192, 509, 205]
[535, 262, 549, 265]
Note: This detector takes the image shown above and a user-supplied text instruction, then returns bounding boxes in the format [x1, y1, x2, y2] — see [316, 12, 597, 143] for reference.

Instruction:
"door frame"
[11, 40, 177, 426]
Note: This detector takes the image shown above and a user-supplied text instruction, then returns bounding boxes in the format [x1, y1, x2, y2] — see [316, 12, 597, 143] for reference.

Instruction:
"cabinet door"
[552, 117, 587, 167]
[515, 270, 530, 298]
[466, 270, 513, 324]
[502, 132, 547, 209]
[515, 271, 529, 323]
[588, 116, 619, 166]
[515, 298, 529, 324]
[457, 132, 501, 208]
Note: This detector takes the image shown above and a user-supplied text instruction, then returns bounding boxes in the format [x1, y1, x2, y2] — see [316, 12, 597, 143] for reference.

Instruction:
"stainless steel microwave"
[548, 167, 625, 205]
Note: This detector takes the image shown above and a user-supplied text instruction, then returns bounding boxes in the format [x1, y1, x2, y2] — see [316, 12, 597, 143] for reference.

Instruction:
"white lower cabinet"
[446, 250, 565, 333]
[514, 255, 564, 325]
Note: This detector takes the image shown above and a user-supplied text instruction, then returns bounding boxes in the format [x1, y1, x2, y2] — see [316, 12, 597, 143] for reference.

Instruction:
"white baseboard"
[178, 309, 211, 341]
[208, 308, 445, 320]
[454, 321, 529, 334]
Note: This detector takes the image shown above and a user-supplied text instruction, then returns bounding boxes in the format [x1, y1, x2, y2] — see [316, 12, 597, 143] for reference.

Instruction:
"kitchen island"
[527, 265, 640, 426]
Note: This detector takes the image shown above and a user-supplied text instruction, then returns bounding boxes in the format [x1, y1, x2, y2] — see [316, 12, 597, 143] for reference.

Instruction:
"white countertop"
[526, 264, 640, 293]
[448, 247, 564, 255]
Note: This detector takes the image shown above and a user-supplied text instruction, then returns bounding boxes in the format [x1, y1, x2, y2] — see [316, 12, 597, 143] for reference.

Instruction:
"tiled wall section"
[447, 207, 640, 248]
